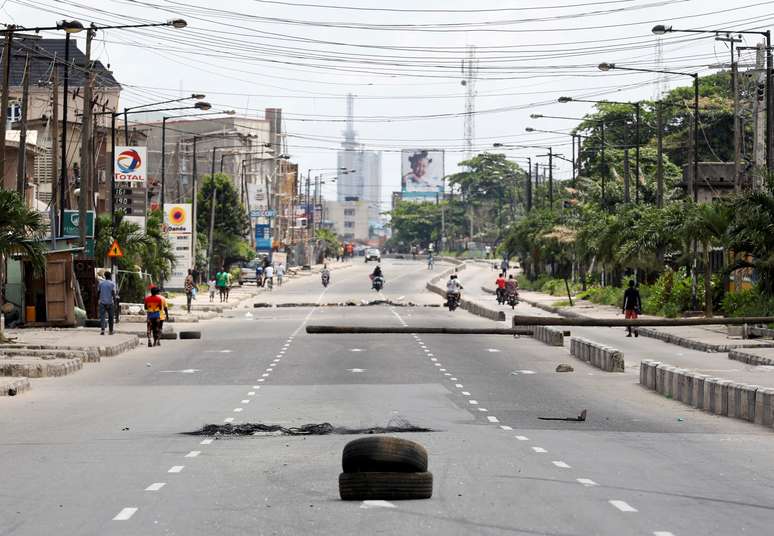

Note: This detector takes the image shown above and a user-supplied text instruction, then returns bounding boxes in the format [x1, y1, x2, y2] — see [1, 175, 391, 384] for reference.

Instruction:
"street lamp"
[525, 127, 583, 188]
[598, 62, 699, 202]
[650, 23, 772, 180]
[558, 96, 642, 203]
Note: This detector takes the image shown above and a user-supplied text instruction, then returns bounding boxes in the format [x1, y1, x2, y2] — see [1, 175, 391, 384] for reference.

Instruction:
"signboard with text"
[255, 224, 272, 251]
[62, 210, 95, 237]
[114, 146, 147, 185]
[164, 204, 192, 233]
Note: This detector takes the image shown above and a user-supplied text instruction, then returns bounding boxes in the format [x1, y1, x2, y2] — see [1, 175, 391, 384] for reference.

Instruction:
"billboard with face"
[401, 149, 444, 200]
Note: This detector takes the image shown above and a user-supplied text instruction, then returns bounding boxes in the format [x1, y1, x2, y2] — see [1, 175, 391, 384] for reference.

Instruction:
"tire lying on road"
[179, 331, 202, 340]
[161, 331, 178, 340]
[339, 472, 433, 501]
[342, 436, 428, 473]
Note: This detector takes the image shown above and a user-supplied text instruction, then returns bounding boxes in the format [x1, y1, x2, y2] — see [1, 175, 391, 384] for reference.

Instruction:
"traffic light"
[757, 82, 766, 102]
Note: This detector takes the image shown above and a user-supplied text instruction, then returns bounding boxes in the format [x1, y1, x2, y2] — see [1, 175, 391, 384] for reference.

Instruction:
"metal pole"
[766, 30, 772, 178]
[161, 117, 166, 210]
[571, 134, 576, 188]
[60, 33, 71, 236]
[600, 120, 606, 209]
[0, 27, 13, 182]
[110, 113, 116, 235]
[526, 156, 532, 212]
[50, 66, 59, 246]
[548, 147, 553, 208]
[635, 102, 641, 203]
[191, 136, 197, 272]
[207, 147, 217, 277]
[693, 74, 700, 202]
[79, 28, 94, 251]
[732, 45, 741, 191]
[16, 51, 30, 196]
[123, 108, 129, 145]
[656, 102, 664, 208]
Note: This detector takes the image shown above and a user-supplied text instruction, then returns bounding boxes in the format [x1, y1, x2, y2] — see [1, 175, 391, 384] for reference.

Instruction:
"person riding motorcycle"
[446, 273, 463, 297]
[321, 264, 331, 287]
[505, 274, 519, 299]
[370, 265, 384, 290]
[495, 273, 507, 303]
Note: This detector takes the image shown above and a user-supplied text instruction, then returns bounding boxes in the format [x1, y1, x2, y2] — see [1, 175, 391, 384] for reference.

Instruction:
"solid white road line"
[112, 507, 138, 521]
[487, 416, 499, 422]
[552, 461, 571, 468]
[168, 466, 184, 473]
[531, 447, 547, 453]
[577, 478, 598, 487]
[145, 483, 165, 491]
[184, 451, 201, 458]
[200, 438, 214, 445]
[609, 500, 638, 512]
[515, 435, 529, 441]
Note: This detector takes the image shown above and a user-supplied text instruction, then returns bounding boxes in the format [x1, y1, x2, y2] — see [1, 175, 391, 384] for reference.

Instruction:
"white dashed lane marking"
[241, 400, 250, 404]
[145, 483, 165, 491]
[531, 447, 547, 453]
[200, 438, 214, 445]
[469, 400, 479, 405]
[461, 391, 470, 395]
[515, 435, 529, 441]
[500, 426, 513, 431]
[653, 532, 675, 536]
[455, 384, 464, 388]
[552, 461, 571, 468]
[486, 416, 499, 422]
[168, 466, 184, 473]
[577, 478, 598, 487]
[609, 500, 638, 513]
[248, 392, 256, 396]
[184, 451, 200, 458]
[112, 507, 138, 521]
[233, 408, 243, 412]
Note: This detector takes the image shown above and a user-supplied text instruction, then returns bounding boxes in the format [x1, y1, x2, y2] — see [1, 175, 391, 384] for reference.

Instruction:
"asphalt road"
[2, 258, 774, 535]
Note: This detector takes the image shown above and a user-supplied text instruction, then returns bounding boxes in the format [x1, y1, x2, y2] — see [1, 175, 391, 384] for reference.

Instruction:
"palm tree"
[0, 191, 47, 342]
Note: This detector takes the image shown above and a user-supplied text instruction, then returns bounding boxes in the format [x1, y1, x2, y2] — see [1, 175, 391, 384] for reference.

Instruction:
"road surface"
[2, 258, 774, 535]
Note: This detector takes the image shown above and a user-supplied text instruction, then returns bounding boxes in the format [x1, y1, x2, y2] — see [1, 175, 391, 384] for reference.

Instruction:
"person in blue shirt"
[97, 272, 117, 335]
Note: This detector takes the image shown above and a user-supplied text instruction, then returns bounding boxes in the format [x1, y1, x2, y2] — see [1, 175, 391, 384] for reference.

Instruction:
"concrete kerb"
[636, 360, 774, 428]
[729, 349, 774, 366]
[569, 337, 625, 372]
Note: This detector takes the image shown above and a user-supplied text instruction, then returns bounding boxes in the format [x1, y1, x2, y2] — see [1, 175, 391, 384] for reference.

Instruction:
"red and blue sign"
[114, 146, 147, 184]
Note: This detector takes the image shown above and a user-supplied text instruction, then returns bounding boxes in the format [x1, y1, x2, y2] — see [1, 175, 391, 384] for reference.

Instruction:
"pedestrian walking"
[264, 264, 274, 290]
[97, 271, 116, 335]
[500, 258, 509, 276]
[276, 262, 285, 286]
[225, 270, 233, 301]
[143, 286, 167, 347]
[622, 280, 642, 337]
[184, 269, 195, 313]
[208, 278, 216, 303]
[256, 263, 264, 288]
[216, 269, 228, 302]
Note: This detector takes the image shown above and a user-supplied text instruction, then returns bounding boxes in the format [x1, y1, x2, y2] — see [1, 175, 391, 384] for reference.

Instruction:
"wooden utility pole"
[78, 27, 94, 251]
[0, 27, 15, 184]
[50, 66, 60, 245]
[16, 51, 30, 196]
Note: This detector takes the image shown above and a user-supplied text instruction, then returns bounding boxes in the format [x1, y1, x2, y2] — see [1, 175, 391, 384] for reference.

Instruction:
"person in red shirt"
[144, 286, 168, 347]
[495, 273, 507, 303]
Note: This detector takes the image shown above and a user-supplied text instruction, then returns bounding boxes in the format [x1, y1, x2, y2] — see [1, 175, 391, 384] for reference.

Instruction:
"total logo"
[114, 147, 146, 182]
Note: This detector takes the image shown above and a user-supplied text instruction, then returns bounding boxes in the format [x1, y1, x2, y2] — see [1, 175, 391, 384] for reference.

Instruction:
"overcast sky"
[5, 0, 772, 202]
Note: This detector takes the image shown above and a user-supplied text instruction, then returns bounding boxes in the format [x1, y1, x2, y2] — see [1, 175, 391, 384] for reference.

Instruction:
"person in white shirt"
[446, 274, 463, 295]
[276, 263, 285, 286]
[264, 264, 275, 290]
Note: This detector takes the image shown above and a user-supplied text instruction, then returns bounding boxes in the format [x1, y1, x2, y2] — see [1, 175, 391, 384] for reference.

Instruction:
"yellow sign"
[107, 240, 124, 258]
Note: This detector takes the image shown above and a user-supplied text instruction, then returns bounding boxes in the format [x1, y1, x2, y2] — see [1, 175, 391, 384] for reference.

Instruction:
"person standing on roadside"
[97, 271, 116, 335]
[276, 262, 285, 286]
[622, 280, 642, 337]
[184, 269, 195, 313]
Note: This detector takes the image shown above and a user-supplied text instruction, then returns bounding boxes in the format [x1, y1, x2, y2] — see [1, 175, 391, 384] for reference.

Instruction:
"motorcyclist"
[321, 264, 331, 286]
[446, 273, 463, 297]
[371, 264, 384, 290]
[505, 274, 519, 298]
[495, 272, 507, 302]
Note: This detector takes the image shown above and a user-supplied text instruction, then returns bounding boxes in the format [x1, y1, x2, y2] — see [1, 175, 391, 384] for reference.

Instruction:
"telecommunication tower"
[461, 46, 478, 159]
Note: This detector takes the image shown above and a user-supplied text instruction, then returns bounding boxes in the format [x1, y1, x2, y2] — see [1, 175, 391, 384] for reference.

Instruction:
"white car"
[364, 248, 381, 263]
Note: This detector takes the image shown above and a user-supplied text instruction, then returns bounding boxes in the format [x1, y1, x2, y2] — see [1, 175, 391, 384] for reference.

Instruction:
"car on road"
[237, 257, 267, 285]
[364, 248, 381, 263]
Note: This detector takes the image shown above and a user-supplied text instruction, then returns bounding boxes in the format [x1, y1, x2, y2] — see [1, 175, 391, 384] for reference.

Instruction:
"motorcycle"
[372, 275, 384, 291]
[506, 291, 519, 309]
[446, 291, 460, 311]
[321, 272, 330, 287]
[495, 287, 506, 305]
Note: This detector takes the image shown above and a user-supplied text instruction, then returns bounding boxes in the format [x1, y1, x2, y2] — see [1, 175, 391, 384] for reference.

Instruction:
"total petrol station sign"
[114, 146, 147, 185]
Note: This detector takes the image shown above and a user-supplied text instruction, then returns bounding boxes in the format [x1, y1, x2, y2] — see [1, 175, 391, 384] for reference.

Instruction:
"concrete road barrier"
[531, 326, 564, 346]
[0, 377, 30, 396]
[729, 349, 774, 367]
[569, 337, 624, 372]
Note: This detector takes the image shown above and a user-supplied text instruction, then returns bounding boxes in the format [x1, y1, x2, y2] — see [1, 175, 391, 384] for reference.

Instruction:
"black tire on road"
[342, 436, 428, 473]
[179, 331, 202, 340]
[339, 472, 433, 501]
[161, 331, 178, 340]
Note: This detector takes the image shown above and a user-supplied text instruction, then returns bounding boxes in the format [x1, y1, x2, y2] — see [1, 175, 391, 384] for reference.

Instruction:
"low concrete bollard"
[570, 338, 624, 373]
[714, 380, 732, 416]
[532, 326, 564, 346]
[727, 382, 742, 419]
[680, 373, 695, 406]
[704, 378, 720, 414]
[692, 374, 708, 409]
[739, 384, 758, 422]
[754, 387, 774, 426]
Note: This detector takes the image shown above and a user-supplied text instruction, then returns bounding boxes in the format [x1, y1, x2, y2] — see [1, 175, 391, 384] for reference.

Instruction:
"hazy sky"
[5, 0, 772, 201]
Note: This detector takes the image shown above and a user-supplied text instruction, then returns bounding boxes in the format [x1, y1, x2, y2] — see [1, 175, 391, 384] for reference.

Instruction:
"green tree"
[196, 173, 251, 274]
[0, 191, 47, 341]
[315, 228, 340, 259]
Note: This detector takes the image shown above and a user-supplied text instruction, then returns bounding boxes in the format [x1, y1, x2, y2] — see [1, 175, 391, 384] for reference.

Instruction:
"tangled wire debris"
[185, 421, 433, 437]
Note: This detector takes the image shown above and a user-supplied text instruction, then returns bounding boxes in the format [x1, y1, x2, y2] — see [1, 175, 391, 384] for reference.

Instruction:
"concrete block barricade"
[692, 374, 708, 409]
[754, 387, 774, 426]
[729, 349, 774, 367]
[740, 384, 758, 422]
[532, 326, 564, 347]
[569, 337, 625, 373]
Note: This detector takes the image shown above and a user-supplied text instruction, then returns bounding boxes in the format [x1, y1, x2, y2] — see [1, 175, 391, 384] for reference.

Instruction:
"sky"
[4, 0, 773, 203]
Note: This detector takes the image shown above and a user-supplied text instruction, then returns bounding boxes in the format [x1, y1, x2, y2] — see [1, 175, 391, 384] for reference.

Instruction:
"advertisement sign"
[255, 224, 272, 251]
[114, 146, 147, 185]
[250, 209, 275, 219]
[272, 251, 287, 267]
[62, 210, 95, 237]
[164, 204, 192, 233]
[166, 233, 193, 289]
[401, 149, 444, 201]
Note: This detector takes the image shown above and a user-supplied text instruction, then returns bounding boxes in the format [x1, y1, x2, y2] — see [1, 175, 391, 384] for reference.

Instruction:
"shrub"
[722, 286, 774, 317]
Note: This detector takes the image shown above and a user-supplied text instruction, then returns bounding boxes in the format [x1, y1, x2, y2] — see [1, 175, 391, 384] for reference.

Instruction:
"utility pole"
[656, 102, 664, 208]
[623, 147, 631, 203]
[634, 103, 641, 203]
[50, 66, 60, 245]
[753, 43, 766, 185]
[16, 50, 30, 196]
[0, 26, 14, 182]
[207, 148, 218, 277]
[548, 148, 554, 208]
[59, 33, 72, 236]
[526, 156, 532, 212]
[79, 26, 94, 250]
[717, 34, 742, 190]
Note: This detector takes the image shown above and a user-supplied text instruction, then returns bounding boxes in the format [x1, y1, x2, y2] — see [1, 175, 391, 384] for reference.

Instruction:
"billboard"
[164, 203, 192, 233]
[255, 224, 272, 252]
[114, 146, 147, 185]
[401, 149, 444, 201]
